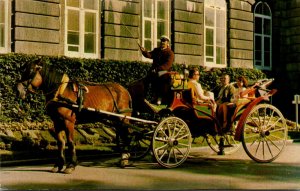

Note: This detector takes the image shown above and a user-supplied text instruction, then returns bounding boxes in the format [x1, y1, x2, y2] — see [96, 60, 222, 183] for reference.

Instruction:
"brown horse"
[17, 62, 132, 173]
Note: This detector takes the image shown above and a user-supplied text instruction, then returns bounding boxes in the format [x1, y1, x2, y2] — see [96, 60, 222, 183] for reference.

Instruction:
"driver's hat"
[160, 35, 170, 42]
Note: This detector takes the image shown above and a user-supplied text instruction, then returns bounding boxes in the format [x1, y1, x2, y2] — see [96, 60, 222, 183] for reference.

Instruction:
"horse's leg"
[64, 119, 78, 174]
[117, 120, 132, 168]
[51, 130, 66, 173]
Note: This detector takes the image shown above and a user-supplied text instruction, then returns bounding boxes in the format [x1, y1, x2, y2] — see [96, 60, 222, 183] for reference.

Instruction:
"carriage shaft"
[71, 104, 158, 125]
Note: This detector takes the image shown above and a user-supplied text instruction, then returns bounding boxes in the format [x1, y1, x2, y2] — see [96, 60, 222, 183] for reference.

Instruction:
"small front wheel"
[242, 104, 287, 163]
[128, 126, 153, 160]
[152, 117, 192, 168]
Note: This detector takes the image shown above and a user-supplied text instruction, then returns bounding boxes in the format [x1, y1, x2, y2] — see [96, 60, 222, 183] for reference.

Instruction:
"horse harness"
[53, 75, 88, 112]
[55, 79, 124, 114]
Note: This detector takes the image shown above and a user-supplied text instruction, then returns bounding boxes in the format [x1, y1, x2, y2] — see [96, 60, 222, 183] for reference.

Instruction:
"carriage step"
[144, 99, 167, 113]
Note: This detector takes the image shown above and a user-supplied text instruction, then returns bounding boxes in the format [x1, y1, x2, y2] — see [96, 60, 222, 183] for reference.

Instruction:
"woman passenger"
[187, 68, 215, 106]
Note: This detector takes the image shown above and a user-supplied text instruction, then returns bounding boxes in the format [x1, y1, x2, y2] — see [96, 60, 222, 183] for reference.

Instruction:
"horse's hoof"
[50, 166, 62, 173]
[120, 153, 132, 168]
[64, 167, 75, 174]
[120, 159, 128, 168]
[120, 159, 134, 168]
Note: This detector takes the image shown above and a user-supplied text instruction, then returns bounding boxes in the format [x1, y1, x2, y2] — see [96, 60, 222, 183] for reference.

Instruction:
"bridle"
[25, 65, 44, 93]
[20, 65, 58, 96]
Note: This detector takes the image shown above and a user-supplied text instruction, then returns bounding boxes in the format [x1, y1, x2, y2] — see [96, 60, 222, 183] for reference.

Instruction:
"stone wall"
[228, 0, 254, 68]
[13, 0, 62, 55]
[102, 0, 140, 61]
[282, 0, 300, 91]
[173, 0, 204, 65]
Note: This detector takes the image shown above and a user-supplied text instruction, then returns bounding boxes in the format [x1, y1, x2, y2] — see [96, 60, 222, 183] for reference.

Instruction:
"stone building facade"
[0, 0, 299, 118]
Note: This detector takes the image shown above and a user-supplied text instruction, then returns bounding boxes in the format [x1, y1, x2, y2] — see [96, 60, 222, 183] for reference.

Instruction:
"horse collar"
[53, 74, 70, 101]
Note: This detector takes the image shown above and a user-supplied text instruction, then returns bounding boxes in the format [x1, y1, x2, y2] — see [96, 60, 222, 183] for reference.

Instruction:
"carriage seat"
[182, 89, 215, 119]
[230, 97, 252, 122]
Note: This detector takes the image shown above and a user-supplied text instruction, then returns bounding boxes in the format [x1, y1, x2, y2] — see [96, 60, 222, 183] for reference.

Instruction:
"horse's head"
[17, 61, 43, 99]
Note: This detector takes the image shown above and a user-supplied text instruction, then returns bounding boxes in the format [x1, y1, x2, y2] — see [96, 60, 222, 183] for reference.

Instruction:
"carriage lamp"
[180, 74, 184, 80]
[184, 68, 189, 79]
[293, 94, 300, 131]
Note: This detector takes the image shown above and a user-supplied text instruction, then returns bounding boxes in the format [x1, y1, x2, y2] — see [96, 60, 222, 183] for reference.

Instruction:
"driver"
[139, 35, 174, 105]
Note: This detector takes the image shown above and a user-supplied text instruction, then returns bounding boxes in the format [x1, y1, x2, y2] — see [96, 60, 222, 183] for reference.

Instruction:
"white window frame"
[204, 0, 227, 68]
[64, 0, 99, 58]
[141, 0, 170, 61]
[0, 0, 9, 53]
[254, 2, 272, 71]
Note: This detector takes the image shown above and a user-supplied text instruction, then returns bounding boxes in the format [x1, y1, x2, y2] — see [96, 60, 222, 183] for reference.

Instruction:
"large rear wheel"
[152, 117, 192, 168]
[242, 104, 287, 163]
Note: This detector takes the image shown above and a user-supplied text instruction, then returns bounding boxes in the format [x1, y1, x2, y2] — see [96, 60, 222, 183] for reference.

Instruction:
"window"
[0, 0, 8, 53]
[142, 0, 170, 55]
[204, 0, 226, 67]
[65, 0, 99, 58]
[254, 2, 272, 70]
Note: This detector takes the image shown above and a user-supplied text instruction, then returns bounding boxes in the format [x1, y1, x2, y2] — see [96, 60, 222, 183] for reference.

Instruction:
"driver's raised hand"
[139, 46, 146, 52]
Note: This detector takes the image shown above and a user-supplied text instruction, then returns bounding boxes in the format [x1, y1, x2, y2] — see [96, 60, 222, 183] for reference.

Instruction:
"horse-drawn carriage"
[147, 76, 287, 168]
[18, 62, 287, 172]
[126, 69, 287, 168]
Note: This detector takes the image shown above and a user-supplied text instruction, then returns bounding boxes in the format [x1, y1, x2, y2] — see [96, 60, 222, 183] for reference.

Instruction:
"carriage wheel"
[206, 122, 241, 155]
[242, 104, 287, 163]
[128, 125, 153, 160]
[152, 117, 192, 168]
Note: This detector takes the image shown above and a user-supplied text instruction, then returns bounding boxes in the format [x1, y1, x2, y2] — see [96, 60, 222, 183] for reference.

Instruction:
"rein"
[103, 84, 121, 113]
[24, 79, 70, 97]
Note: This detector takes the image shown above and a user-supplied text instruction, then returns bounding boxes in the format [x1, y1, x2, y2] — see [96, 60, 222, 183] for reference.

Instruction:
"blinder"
[20, 65, 43, 95]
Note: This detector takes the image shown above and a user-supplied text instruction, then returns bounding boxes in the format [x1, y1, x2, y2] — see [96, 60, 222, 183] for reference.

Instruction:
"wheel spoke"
[265, 110, 275, 127]
[268, 133, 285, 141]
[176, 133, 189, 141]
[167, 147, 174, 163]
[159, 149, 168, 161]
[178, 142, 190, 147]
[249, 116, 260, 128]
[265, 118, 282, 131]
[265, 136, 282, 151]
[172, 148, 178, 163]
[158, 128, 169, 139]
[155, 143, 168, 152]
[265, 140, 274, 158]
[255, 139, 262, 157]
[154, 137, 168, 142]
[174, 124, 184, 138]
[167, 123, 173, 137]
[140, 139, 151, 146]
[262, 140, 265, 159]
[244, 133, 260, 142]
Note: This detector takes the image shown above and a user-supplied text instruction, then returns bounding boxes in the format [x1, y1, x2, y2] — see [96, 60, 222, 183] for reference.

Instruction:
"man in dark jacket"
[215, 74, 235, 130]
[139, 35, 174, 104]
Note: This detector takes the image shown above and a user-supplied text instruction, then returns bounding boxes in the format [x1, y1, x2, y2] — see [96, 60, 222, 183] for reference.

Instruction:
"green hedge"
[0, 53, 267, 123]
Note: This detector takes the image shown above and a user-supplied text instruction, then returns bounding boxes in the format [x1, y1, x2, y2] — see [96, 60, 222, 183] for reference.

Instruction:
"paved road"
[1, 142, 300, 190]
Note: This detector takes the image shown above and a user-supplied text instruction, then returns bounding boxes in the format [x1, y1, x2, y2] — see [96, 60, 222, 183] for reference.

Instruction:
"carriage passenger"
[229, 76, 260, 110]
[187, 68, 215, 107]
[215, 74, 236, 130]
[139, 35, 174, 105]
[229, 76, 248, 107]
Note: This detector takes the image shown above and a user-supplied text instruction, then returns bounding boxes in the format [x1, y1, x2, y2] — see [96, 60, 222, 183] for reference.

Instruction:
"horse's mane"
[40, 63, 65, 91]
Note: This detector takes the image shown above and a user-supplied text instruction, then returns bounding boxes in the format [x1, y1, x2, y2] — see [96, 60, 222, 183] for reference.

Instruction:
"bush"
[0, 53, 267, 123]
